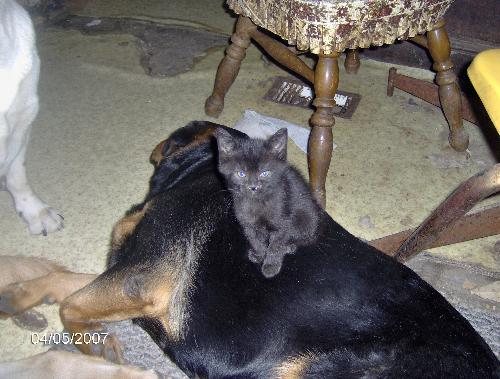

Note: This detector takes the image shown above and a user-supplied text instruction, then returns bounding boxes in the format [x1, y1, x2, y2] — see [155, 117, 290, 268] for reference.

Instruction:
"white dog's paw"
[22, 206, 64, 236]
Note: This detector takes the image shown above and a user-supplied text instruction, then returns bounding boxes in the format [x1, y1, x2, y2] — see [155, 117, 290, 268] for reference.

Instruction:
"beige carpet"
[0, 0, 498, 364]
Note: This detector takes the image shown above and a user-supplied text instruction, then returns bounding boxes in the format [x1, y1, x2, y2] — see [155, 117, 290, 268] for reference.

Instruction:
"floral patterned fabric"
[227, 0, 454, 54]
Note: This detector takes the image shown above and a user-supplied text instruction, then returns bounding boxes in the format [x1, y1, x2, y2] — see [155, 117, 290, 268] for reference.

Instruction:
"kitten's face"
[216, 128, 288, 197]
[220, 156, 280, 196]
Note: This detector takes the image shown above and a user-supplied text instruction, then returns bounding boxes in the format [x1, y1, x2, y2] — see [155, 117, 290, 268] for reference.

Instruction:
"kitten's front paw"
[248, 248, 265, 263]
[261, 262, 281, 278]
[261, 256, 283, 278]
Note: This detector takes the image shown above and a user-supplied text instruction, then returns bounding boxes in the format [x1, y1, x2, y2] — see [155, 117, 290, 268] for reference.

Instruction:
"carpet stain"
[53, 15, 228, 77]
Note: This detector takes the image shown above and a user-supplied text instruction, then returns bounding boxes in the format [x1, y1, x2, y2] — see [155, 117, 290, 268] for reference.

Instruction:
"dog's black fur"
[110, 121, 499, 378]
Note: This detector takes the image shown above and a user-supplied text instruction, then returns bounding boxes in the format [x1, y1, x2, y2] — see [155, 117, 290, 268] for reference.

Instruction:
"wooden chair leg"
[309, 52, 340, 208]
[344, 49, 360, 74]
[250, 30, 314, 83]
[427, 19, 469, 152]
[205, 16, 256, 117]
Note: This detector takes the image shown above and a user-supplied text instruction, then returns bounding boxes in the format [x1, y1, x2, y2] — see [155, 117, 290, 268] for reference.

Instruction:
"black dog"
[1, 121, 498, 378]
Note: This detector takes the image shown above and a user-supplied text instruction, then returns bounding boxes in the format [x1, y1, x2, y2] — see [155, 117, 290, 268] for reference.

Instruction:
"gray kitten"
[216, 128, 320, 278]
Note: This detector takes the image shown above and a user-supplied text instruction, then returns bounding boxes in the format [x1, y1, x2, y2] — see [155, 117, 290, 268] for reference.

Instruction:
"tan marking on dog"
[88, 203, 213, 343]
[111, 203, 151, 252]
[58, 265, 179, 361]
[149, 126, 218, 167]
[59, 228, 209, 351]
[149, 226, 213, 341]
[192, 127, 217, 144]
[150, 140, 168, 167]
[143, 275, 179, 339]
[274, 352, 320, 379]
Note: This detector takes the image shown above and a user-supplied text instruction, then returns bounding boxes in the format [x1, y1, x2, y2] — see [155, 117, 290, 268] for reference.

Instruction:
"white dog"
[0, 0, 63, 235]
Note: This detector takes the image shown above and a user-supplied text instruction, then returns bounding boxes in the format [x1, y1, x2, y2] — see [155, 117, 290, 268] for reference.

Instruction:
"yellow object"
[467, 49, 500, 131]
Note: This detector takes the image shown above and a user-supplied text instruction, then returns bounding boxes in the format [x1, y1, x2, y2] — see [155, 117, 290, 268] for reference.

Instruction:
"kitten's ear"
[215, 128, 237, 158]
[267, 128, 287, 160]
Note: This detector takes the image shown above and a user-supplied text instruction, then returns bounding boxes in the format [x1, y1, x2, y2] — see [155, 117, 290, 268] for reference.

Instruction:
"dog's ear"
[215, 128, 237, 159]
[150, 140, 167, 167]
[267, 128, 287, 160]
[150, 139, 179, 168]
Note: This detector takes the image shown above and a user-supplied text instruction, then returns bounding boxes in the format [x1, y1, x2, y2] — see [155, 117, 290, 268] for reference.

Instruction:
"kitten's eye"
[237, 171, 246, 178]
[260, 171, 271, 177]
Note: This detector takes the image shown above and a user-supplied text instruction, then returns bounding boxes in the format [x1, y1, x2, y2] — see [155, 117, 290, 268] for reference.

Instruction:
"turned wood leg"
[427, 19, 469, 151]
[205, 16, 256, 117]
[251, 31, 314, 83]
[309, 52, 341, 208]
[344, 49, 360, 74]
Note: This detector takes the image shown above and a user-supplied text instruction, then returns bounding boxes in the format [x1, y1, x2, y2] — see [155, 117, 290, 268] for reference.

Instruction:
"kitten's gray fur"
[216, 128, 320, 278]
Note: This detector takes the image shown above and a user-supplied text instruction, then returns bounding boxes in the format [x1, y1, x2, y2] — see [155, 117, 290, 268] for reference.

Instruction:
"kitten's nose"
[248, 185, 261, 192]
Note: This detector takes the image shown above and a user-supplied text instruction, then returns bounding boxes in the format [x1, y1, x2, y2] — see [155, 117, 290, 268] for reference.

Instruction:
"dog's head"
[147, 121, 247, 199]
[150, 122, 215, 168]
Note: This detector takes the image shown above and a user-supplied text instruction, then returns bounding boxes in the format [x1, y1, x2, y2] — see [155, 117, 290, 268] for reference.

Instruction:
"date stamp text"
[31, 332, 109, 345]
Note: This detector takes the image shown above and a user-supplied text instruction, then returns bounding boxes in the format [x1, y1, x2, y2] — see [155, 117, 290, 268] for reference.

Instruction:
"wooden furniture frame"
[205, 16, 468, 208]
[370, 164, 500, 261]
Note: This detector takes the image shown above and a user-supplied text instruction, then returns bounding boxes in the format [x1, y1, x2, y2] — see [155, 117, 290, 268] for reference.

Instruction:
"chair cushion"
[227, 0, 454, 53]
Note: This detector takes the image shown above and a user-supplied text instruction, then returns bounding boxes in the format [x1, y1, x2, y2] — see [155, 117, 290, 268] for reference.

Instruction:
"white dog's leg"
[5, 62, 63, 235]
[1, 0, 64, 235]
[6, 141, 64, 235]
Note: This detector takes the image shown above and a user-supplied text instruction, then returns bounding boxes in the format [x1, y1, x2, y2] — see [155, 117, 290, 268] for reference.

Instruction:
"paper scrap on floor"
[233, 109, 337, 154]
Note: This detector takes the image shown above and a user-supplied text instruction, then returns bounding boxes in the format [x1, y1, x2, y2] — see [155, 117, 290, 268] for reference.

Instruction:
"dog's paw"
[23, 206, 64, 236]
[0, 284, 29, 315]
[90, 333, 124, 364]
[0, 290, 17, 315]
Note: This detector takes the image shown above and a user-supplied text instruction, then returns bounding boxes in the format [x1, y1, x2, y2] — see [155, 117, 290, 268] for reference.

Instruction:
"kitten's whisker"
[217, 188, 237, 195]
